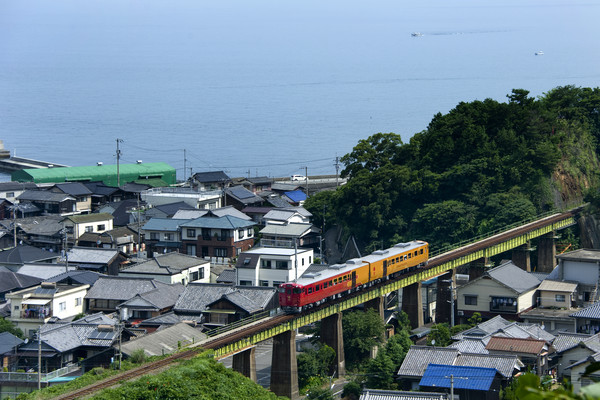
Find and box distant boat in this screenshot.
[535,50,544,55]
[411,32,423,37]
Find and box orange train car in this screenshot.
[278,240,429,313]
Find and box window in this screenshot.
[14,305,19,310]
[238,229,245,239]
[164,233,173,241]
[187,244,197,256]
[59,301,66,311]
[191,271,199,281]
[198,267,204,280]
[75,297,82,306]
[247,228,253,237]
[302,258,305,266]
[85,226,93,233]
[259,280,269,287]
[261,260,272,269]
[273,281,284,287]
[187,229,196,238]
[240,280,252,286]
[97,224,106,231]
[150,232,159,240]
[202,228,212,240]
[309,256,312,264]
[276,260,289,270]
[555,294,566,302]
[464,295,478,305]
[215,248,228,257]
[6,192,14,198]
[80,196,88,202]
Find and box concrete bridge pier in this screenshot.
[270,330,299,399]
[537,233,557,273]
[468,257,490,281]
[402,282,424,329]
[320,312,346,377]
[232,347,257,382]
[435,270,455,324]
[364,295,384,319]
[512,241,532,272]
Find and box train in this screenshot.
[278,240,429,313]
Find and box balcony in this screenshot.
[489,298,517,314]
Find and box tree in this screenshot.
[0,317,24,339]
[365,350,396,389]
[297,344,336,389]
[340,132,404,178]
[383,330,412,371]
[342,380,362,400]
[427,324,452,347]
[342,309,385,368]
[306,387,334,400]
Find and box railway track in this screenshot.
[50,208,580,399]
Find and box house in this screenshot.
[180,214,256,263]
[0,245,61,268]
[419,364,503,400]
[47,270,104,287]
[259,223,315,248]
[77,225,139,255]
[224,186,264,210]
[566,352,600,393]
[120,322,206,357]
[485,336,550,376]
[141,187,222,209]
[62,213,114,241]
[191,171,232,191]
[17,190,77,216]
[142,217,185,255]
[556,249,600,306]
[570,301,600,334]
[116,282,185,322]
[238,176,272,194]
[97,199,140,226]
[172,205,252,221]
[282,190,307,206]
[235,246,314,287]
[6,282,89,337]
[0,332,24,372]
[119,252,210,285]
[263,207,311,225]
[456,261,542,321]
[2,215,64,252]
[519,279,579,333]
[14,312,121,373]
[359,390,448,400]
[173,283,278,328]
[0,181,37,203]
[11,262,76,281]
[551,332,600,380]
[66,247,128,275]
[396,345,521,392]
[0,271,43,301]
[143,201,195,220]
[50,182,93,214]
[85,276,175,314]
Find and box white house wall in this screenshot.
[563,260,599,286]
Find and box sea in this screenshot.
[1,0,600,182]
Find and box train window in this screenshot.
[329,280,333,286]
[408,253,412,259]
[396,257,399,263]
[308,287,313,294]
[287,289,292,295]
[323,282,328,288]
[278,287,285,293]
[293,288,302,294]
[316,285,320,291]
[420,249,424,254]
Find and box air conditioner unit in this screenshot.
[457,310,464,316]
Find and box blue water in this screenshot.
[1,0,599,181]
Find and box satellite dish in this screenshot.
[24,339,29,344]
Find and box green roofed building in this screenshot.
[11,162,176,187]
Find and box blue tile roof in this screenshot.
[419,364,497,391]
[284,190,307,202]
[181,215,255,229]
[142,218,186,232]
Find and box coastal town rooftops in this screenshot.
[85,276,171,301]
[17,190,75,203]
[180,215,255,229]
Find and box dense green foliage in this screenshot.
[297,344,336,390]
[305,86,600,251]
[0,317,24,339]
[87,353,284,400]
[342,309,386,369]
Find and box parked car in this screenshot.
[291,175,307,181]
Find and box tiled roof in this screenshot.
[485,337,546,354]
[121,253,207,275]
[571,301,600,320]
[260,223,312,237]
[142,218,185,232]
[516,323,556,343]
[226,186,263,204]
[216,269,236,283]
[284,190,307,203]
[0,245,60,265]
[448,338,489,354]
[581,334,600,353]
[172,209,207,220]
[174,283,276,314]
[420,364,497,391]
[140,311,204,326]
[537,280,578,292]
[0,332,24,355]
[120,322,207,357]
[0,271,43,293]
[47,270,104,286]
[264,195,293,208]
[85,276,169,301]
[0,215,63,236]
[0,182,37,191]
[486,261,541,294]
[67,247,119,265]
[52,182,92,196]
[119,283,184,310]
[15,263,75,280]
[154,201,195,216]
[18,190,75,202]
[455,353,520,378]
[359,390,447,400]
[63,213,114,224]
[193,171,231,183]
[556,249,600,263]
[181,215,255,229]
[263,209,296,222]
[552,332,594,353]
[452,316,512,340]
[397,346,460,377]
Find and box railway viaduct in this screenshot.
[53,207,580,400]
[194,207,580,399]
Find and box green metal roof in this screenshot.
[11,162,176,187]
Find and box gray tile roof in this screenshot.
[0,182,37,192]
[452,316,512,340]
[37,313,119,352]
[552,332,594,353]
[121,253,207,275]
[139,311,204,326]
[571,301,600,320]
[217,269,236,283]
[0,332,23,355]
[118,283,184,310]
[260,223,312,237]
[52,182,92,196]
[360,390,447,400]
[517,323,556,343]
[226,186,263,204]
[119,322,207,357]
[181,215,255,229]
[556,249,600,263]
[263,209,297,222]
[18,190,75,202]
[0,271,43,294]
[193,171,231,183]
[174,283,276,313]
[14,263,74,280]
[448,338,489,354]
[0,245,60,265]
[0,215,63,236]
[455,353,521,378]
[67,247,119,265]
[397,346,460,377]
[142,217,185,232]
[486,261,541,294]
[85,276,170,301]
[538,280,578,292]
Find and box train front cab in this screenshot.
[278,282,303,313]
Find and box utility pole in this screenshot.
[116,138,123,187]
[37,326,42,390]
[305,166,308,196]
[294,238,298,282]
[183,149,187,182]
[136,194,141,260]
[118,323,123,369]
[12,206,17,248]
[334,156,340,188]
[450,280,455,327]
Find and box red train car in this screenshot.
[278,240,428,313]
